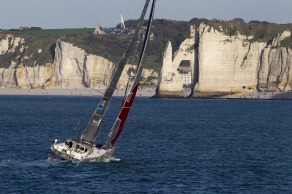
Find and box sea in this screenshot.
[0,95,292,193]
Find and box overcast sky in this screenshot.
[0,0,291,29]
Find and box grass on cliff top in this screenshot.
[0,34,58,68]
[20,35,57,66]
[1,28,94,36]
[62,34,162,72]
[61,34,133,66]
[1,21,188,71]
[0,28,94,68]
[189,18,292,48]
[3,18,292,70]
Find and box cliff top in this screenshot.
[0,20,190,71]
[2,18,292,70]
[190,18,292,48]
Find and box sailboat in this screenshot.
[50,0,156,162]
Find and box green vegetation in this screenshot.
[189,18,292,48]
[62,34,129,63]
[2,18,292,70]
[124,19,190,70]
[2,28,94,36]
[0,28,94,68]
[20,35,57,66]
[0,34,59,68]
[0,46,23,68]
[0,21,189,70]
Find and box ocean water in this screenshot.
[0,95,292,193]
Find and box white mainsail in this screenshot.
[121,14,126,29]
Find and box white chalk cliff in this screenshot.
[157,41,184,96]
[0,36,158,89]
[2,24,292,96]
[258,30,292,91]
[156,23,292,97]
[54,40,114,89]
[157,26,196,97]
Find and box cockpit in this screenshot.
[65,140,88,153]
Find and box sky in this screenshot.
[0,0,292,29]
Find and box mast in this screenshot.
[80,0,151,145]
[105,0,156,148]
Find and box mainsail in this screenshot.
[80,0,152,145]
[121,14,126,29]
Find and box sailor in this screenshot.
[68,141,73,148]
[96,144,103,148]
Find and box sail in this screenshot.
[121,14,126,29]
[105,0,156,147]
[80,0,151,145]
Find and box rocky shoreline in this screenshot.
[154,91,292,100]
[0,86,157,97]
[226,91,292,100]
[1,87,292,100]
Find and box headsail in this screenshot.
[80,0,152,145]
[105,0,156,147]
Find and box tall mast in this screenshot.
[107,0,157,147]
[80,0,151,145]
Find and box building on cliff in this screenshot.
[94,24,106,35]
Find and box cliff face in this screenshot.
[157,26,196,97]
[156,23,292,97]
[54,40,115,89]
[157,41,184,96]
[0,35,23,55]
[0,35,55,88]
[257,31,292,91]
[195,23,266,94]
[0,36,158,89]
[3,23,290,95]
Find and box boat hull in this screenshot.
[51,140,115,163]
